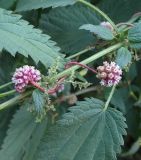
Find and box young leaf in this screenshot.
[40,4,100,53]
[35,98,127,160]
[16,0,76,11]
[80,24,114,40]
[116,47,132,68]
[32,89,45,113]
[0,8,64,68]
[0,104,48,160]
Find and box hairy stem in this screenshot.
[30,81,45,92]
[103,85,116,111]
[66,61,97,74]
[78,0,118,32]
[67,46,95,59]
[0,82,12,90]
[56,43,122,79]
[0,92,31,111]
[0,90,16,98]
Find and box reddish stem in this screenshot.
[65,62,97,74]
[30,81,45,92]
[30,77,66,95]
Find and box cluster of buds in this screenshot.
[100,21,114,32]
[96,61,122,87]
[12,65,65,94]
[12,65,41,92]
[12,61,122,93]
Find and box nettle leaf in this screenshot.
[129,42,141,49]
[128,22,141,49]
[35,98,127,160]
[79,24,114,40]
[16,0,76,11]
[40,4,101,53]
[98,0,141,23]
[116,47,132,68]
[32,89,45,113]
[128,22,141,42]
[0,0,17,9]
[0,104,48,160]
[0,8,64,68]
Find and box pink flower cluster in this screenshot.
[97,61,122,87]
[12,65,41,92]
[100,21,113,31]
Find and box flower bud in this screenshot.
[97,61,122,87]
[12,65,41,92]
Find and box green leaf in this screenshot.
[35,98,127,160]
[116,47,132,68]
[32,89,45,113]
[0,0,17,9]
[130,42,141,49]
[0,8,64,68]
[0,104,48,160]
[128,22,141,42]
[16,0,76,11]
[128,22,141,43]
[98,0,141,23]
[80,24,114,40]
[40,4,100,53]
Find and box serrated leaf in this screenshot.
[0,8,64,68]
[16,0,76,11]
[116,47,132,68]
[128,22,141,43]
[80,24,114,40]
[0,104,48,160]
[32,89,45,113]
[35,98,127,160]
[0,0,17,9]
[130,42,141,49]
[40,4,100,53]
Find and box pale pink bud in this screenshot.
[100,21,114,31]
[97,61,122,87]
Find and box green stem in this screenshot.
[0,91,31,111]
[103,85,116,111]
[0,82,12,90]
[56,43,122,79]
[67,46,95,59]
[0,90,16,98]
[0,43,122,111]
[78,0,118,32]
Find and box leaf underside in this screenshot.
[16,0,76,11]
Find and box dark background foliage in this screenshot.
[0,0,141,159]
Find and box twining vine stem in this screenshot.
[103,85,116,111]
[67,46,95,59]
[0,82,12,90]
[78,0,118,32]
[56,43,122,79]
[0,90,16,98]
[0,91,31,111]
[0,43,122,110]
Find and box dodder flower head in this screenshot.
[100,21,113,31]
[12,65,41,92]
[97,61,122,87]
